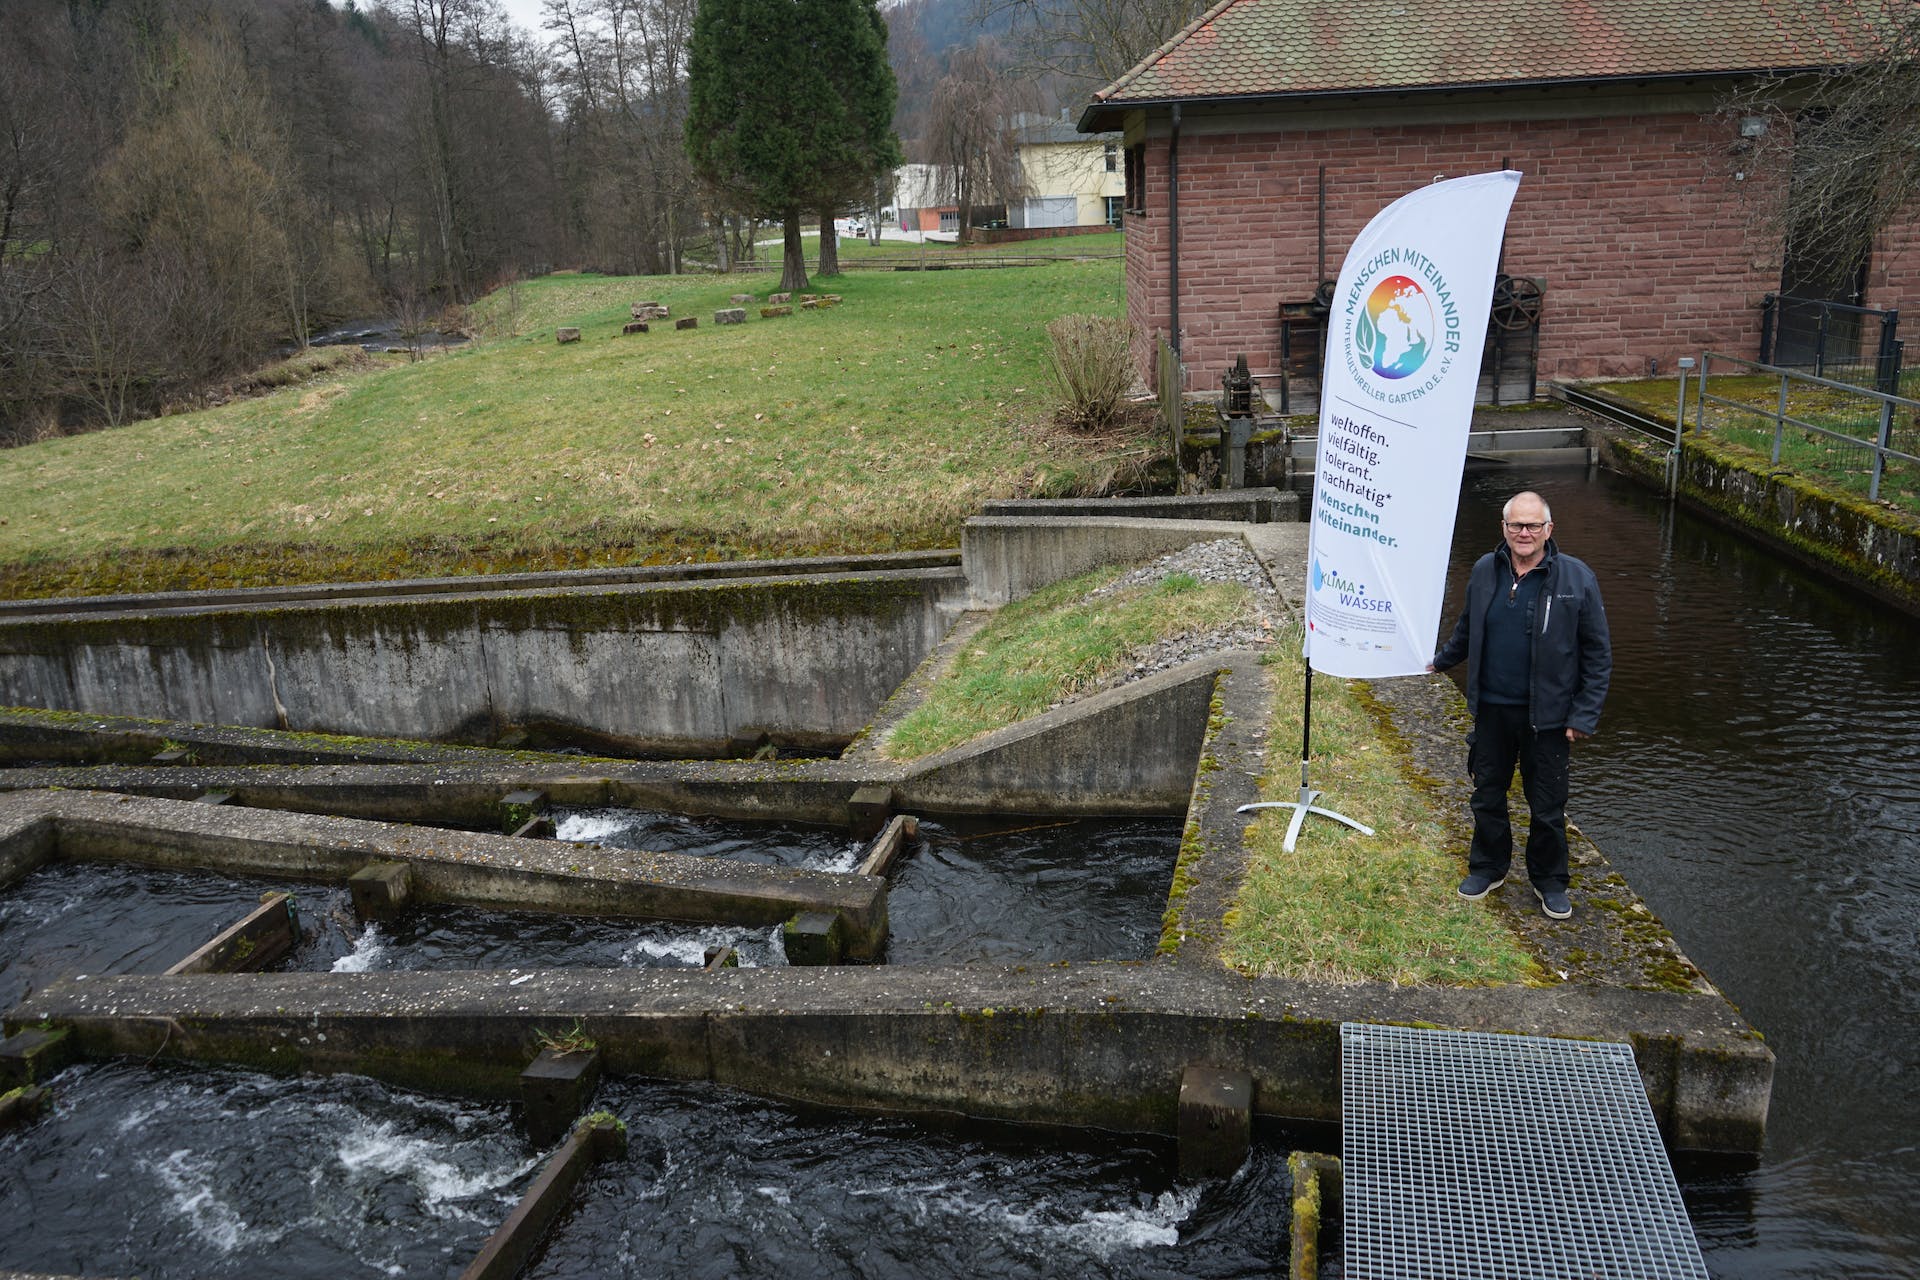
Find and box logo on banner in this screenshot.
[1354,276,1433,379]
[1340,247,1465,407]
[1312,559,1393,614]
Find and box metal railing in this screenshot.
[1758,293,1903,394]
[1689,352,1920,505]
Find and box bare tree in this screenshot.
[984,0,1209,89]
[1719,5,1920,280]
[926,42,1023,242]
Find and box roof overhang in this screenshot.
[1076,64,1841,133]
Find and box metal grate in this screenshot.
[1341,1022,1710,1280]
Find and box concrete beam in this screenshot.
[1287,1152,1342,1280]
[962,517,1260,606]
[856,815,917,878]
[3,790,889,960]
[979,491,1298,523]
[6,964,1773,1154]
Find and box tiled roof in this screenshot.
[1091,0,1893,108]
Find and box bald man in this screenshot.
[1429,491,1611,920]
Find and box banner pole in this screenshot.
[1237,657,1374,851]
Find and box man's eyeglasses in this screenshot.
[1504,521,1548,533]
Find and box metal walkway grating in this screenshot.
[1341,1022,1710,1280]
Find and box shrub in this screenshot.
[1045,313,1133,429]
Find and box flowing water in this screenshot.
[1447,464,1920,1279]
[522,1078,1301,1280]
[0,1062,536,1278]
[6,463,1911,1275]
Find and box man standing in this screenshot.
[1429,491,1610,919]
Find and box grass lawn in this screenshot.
[1220,639,1540,986]
[1,257,1141,598]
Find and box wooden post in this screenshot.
[856,814,919,878]
[165,892,298,975]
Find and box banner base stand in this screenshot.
[1237,789,1375,853]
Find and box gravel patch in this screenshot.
[1063,539,1283,704]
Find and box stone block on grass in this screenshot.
[556,327,582,344]
[715,308,746,325]
[622,321,648,335]
[675,316,697,330]
[760,306,792,319]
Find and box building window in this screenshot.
[1105,195,1123,228]
[1124,144,1146,215]
[1104,142,1119,173]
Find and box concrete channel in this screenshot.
[0,490,1772,1181]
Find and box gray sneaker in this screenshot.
[1457,872,1506,901]
[1534,884,1573,920]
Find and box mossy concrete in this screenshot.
[1584,406,1920,616]
[7,961,1771,1153]
[0,561,971,757]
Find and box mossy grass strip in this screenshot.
[882,564,1259,760]
[1596,372,1920,520]
[1219,633,1538,986]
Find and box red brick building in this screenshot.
[1078,0,1918,392]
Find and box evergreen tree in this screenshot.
[685,0,899,291]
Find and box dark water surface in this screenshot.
[0,1062,534,1279]
[0,863,349,1008]
[1446,465,1920,1279]
[525,1078,1299,1280]
[558,808,1181,964]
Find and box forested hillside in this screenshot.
[0,0,1192,440]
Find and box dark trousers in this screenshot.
[1467,702,1571,892]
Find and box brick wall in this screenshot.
[1122,110,1903,391]
[1866,218,1920,318]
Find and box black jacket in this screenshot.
[1432,537,1611,734]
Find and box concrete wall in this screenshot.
[0,568,970,756]
[9,963,1773,1154]
[1600,431,1920,615]
[2,790,889,956]
[962,517,1257,605]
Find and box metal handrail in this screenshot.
[1695,352,1920,502]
